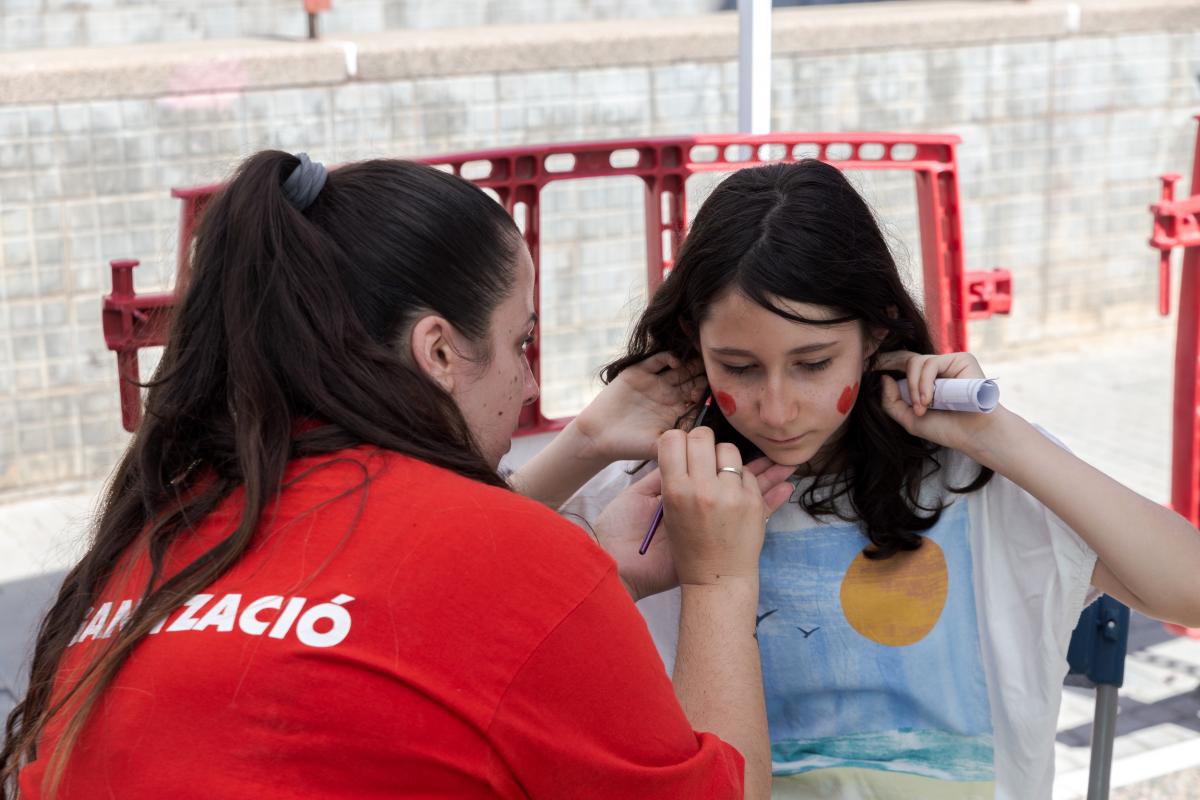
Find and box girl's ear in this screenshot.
[409,314,469,393]
[864,326,888,361]
[863,306,900,362]
[679,318,704,359]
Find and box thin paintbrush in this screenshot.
[638,391,714,556]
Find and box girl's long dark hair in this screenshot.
[1,150,521,797]
[604,160,991,559]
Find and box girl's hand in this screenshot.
[573,352,706,462]
[874,350,999,454]
[593,456,795,601]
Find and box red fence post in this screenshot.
[1147,115,1200,639]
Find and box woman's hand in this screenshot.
[660,435,786,800]
[593,456,796,601]
[573,352,706,463]
[658,428,795,588]
[874,350,1000,456]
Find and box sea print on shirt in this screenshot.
[758,498,996,797]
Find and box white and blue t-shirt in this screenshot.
[562,436,1098,800]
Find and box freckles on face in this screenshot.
[836,381,860,415]
[501,369,519,416]
[714,390,737,416]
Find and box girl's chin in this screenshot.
[754,439,817,468]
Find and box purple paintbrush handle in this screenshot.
[637,391,712,557]
[638,502,666,555]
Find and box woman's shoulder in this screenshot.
[364,449,617,570]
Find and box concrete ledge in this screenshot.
[0,38,350,105]
[0,0,1196,105]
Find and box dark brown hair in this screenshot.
[604,160,990,559]
[2,150,522,797]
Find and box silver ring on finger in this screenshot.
[717,466,743,478]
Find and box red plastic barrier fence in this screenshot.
[103,132,1012,433]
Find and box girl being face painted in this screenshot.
[603,158,941,556]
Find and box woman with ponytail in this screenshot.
[2,151,794,800]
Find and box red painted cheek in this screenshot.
[836,382,860,415]
[714,391,737,416]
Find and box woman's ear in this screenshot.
[409,314,466,393]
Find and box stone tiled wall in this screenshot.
[0,0,723,52]
[1,1,1198,493]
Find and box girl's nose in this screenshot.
[759,381,798,428]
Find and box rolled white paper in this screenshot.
[896,378,999,413]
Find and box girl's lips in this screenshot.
[764,433,805,445]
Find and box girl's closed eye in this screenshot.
[720,359,832,376]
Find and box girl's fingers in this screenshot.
[906,355,929,414]
[762,480,796,518]
[741,456,795,503]
[744,456,777,476]
[949,352,987,379]
[872,349,919,373]
[918,356,942,410]
[880,375,917,431]
[756,463,797,505]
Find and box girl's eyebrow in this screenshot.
[709,342,837,357]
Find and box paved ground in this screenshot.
[2,321,1199,797]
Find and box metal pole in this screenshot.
[308,12,319,39]
[1087,684,1119,800]
[737,0,772,134]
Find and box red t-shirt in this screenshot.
[20,448,743,799]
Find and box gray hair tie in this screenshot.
[282,152,327,211]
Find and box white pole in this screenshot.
[738,0,772,134]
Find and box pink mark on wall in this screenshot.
[160,58,249,111]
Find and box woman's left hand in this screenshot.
[573,352,707,462]
[874,350,999,454]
